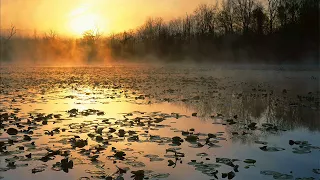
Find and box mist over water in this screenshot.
[1,0,319,66]
[0,0,319,180]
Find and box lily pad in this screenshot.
[124,160,145,168]
[260,171,293,179]
[150,173,170,178]
[185,135,198,142]
[131,170,145,179]
[260,146,285,152]
[292,147,311,154]
[196,153,209,157]
[295,178,315,180]
[313,169,320,174]
[114,151,126,160]
[31,164,48,174]
[7,128,18,135]
[243,159,256,164]
[168,160,175,166]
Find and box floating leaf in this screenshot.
[150,173,170,178]
[7,128,18,135]
[196,153,208,157]
[313,169,320,174]
[261,171,293,180]
[260,146,285,152]
[243,159,256,164]
[292,147,311,154]
[185,135,198,142]
[168,160,175,166]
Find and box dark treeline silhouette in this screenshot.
[107,0,319,63]
[0,0,319,64]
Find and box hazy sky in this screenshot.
[1,0,218,36]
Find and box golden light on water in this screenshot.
[0,66,319,180]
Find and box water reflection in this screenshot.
[0,66,319,180]
[182,88,320,131]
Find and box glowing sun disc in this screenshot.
[69,14,98,35]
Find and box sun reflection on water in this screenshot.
[0,67,319,180]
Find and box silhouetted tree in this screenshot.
[234,0,255,34]
[267,0,279,33]
[3,0,317,64]
[217,0,235,34]
[0,25,16,61]
[252,4,267,35]
[82,27,102,62]
[94,0,320,63]
[194,4,217,37]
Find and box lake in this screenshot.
[0,65,319,180]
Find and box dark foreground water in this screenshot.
[0,66,319,180]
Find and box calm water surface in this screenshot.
[0,66,319,180]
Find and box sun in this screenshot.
[68,6,101,36]
[70,14,97,35]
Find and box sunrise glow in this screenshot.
[68,6,103,36]
[69,14,98,35]
[0,0,318,180]
[0,0,208,37]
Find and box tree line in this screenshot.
[0,0,318,64]
[107,0,318,63]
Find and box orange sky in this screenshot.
[1,0,217,37]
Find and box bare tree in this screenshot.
[234,0,255,34]
[141,18,156,41]
[44,30,57,41]
[252,4,267,35]
[267,0,279,33]
[182,13,195,42]
[277,0,300,27]
[168,18,183,37]
[194,4,217,36]
[0,24,16,61]
[217,0,236,34]
[82,27,102,43]
[1,24,17,44]
[154,17,164,38]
